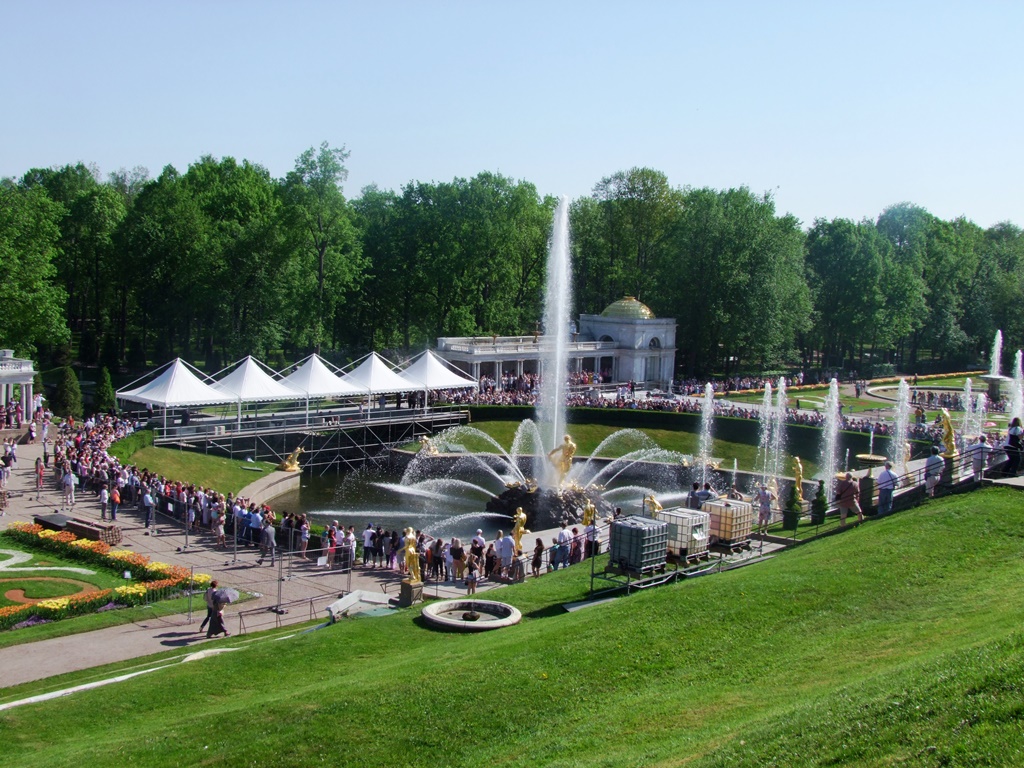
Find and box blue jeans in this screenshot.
[878,488,893,516]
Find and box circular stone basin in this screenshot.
[421,599,522,632]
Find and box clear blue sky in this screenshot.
[2,1,1021,229]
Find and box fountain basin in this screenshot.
[421,599,522,632]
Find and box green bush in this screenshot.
[106,429,155,462]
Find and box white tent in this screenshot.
[283,354,367,398]
[117,358,235,408]
[398,350,477,390]
[340,353,412,394]
[212,356,301,402]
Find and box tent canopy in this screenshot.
[340,353,412,395]
[212,356,301,402]
[117,359,235,408]
[283,354,366,398]
[398,350,477,390]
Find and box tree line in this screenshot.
[2,145,1022,379]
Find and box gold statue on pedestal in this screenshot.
[418,436,439,455]
[793,457,804,503]
[645,494,663,517]
[940,408,958,458]
[582,500,597,526]
[547,434,577,483]
[403,527,421,583]
[512,507,529,553]
[278,447,305,472]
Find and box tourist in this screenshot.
[755,484,776,528]
[34,456,44,502]
[389,530,400,569]
[584,520,598,558]
[61,465,76,509]
[205,595,230,639]
[484,542,497,579]
[1005,417,1023,476]
[496,530,515,577]
[507,551,526,582]
[200,579,218,633]
[450,537,465,579]
[297,515,309,558]
[470,528,486,564]
[696,483,718,506]
[876,462,899,516]
[924,447,945,497]
[556,522,572,569]
[362,523,377,567]
[532,537,544,577]
[465,553,479,595]
[836,472,863,525]
[968,435,992,479]
[99,482,109,521]
[687,482,700,510]
[215,506,227,548]
[569,527,583,565]
[257,521,276,566]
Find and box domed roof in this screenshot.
[600,296,655,320]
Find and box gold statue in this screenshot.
[582,500,597,526]
[940,408,958,458]
[645,494,663,517]
[403,527,421,582]
[793,457,804,503]
[278,447,305,472]
[547,434,577,482]
[418,436,439,455]
[512,507,529,552]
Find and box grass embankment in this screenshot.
[455,420,820,477]
[111,444,277,496]
[2,488,1024,766]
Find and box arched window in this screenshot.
[600,335,614,343]
[648,337,661,349]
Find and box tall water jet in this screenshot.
[890,379,911,474]
[537,196,573,464]
[768,377,788,485]
[757,382,774,486]
[990,329,1004,378]
[819,379,841,502]
[961,378,975,439]
[698,382,715,486]
[1011,350,1024,424]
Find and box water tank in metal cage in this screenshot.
[609,515,668,572]
[656,507,710,560]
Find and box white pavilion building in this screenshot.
[435,297,677,389]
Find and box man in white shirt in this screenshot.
[876,461,899,516]
[555,523,573,570]
[362,524,377,567]
[967,435,992,480]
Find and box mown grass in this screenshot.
[2,487,1023,766]
[124,446,277,495]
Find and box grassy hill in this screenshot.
[2,488,1024,766]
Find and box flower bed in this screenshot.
[0,522,212,631]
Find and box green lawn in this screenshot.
[3,487,1023,766]
[124,446,277,495]
[0,544,125,610]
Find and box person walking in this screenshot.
[199,579,219,633]
[836,472,863,525]
[257,521,277,566]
